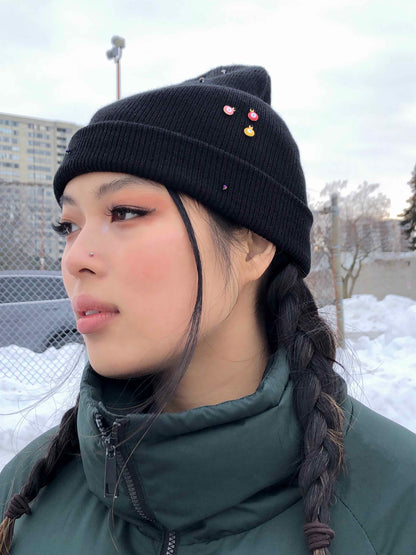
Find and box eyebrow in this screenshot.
[59,177,162,209]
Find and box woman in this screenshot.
[0,65,415,555]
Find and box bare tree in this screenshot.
[312,180,391,298]
[0,181,42,270]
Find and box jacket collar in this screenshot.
[77,349,304,538]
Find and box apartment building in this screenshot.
[0,180,64,266]
[0,112,82,184]
[0,113,83,265]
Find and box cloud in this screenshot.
[1,0,415,217]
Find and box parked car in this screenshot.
[0,270,83,352]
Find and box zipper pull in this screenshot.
[95,414,120,499]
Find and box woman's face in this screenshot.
[60,172,240,378]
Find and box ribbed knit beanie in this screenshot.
[53,64,313,275]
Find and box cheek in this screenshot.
[122,229,196,310]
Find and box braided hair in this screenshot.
[206,204,347,553]
[0,397,80,554]
[0,191,346,554]
[263,261,346,554]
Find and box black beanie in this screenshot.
[53,64,313,275]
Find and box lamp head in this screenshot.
[111,35,125,48]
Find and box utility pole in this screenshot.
[106,36,126,100]
[330,193,345,347]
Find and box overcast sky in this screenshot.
[1,0,415,217]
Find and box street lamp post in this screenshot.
[40,186,45,271]
[106,35,126,100]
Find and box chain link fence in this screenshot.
[0,180,344,386]
[0,180,85,386]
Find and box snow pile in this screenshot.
[322,294,416,342]
[0,294,415,472]
[0,344,85,471]
[320,295,416,432]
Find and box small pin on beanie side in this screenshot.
[53,64,313,275]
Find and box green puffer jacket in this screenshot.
[1,350,416,554]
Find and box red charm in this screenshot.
[248,109,258,121]
[223,105,235,116]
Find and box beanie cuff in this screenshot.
[54,121,313,275]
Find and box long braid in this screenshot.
[265,263,346,554]
[0,395,80,555]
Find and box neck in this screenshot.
[163,285,270,413]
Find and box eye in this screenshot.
[107,206,153,221]
[51,220,79,237]
[51,206,155,238]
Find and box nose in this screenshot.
[62,225,101,277]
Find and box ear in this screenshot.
[238,230,276,284]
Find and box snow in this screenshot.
[1,294,416,472]
[320,295,416,432]
[0,344,86,472]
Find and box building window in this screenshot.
[0,153,19,160]
[28,164,51,172]
[27,148,51,157]
[27,132,50,140]
[0,119,18,126]
[0,169,19,176]
[28,140,51,148]
[0,145,19,152]
[0,137,18,144]
[0,127,18,135]
[27,123,50,131]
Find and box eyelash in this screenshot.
[51,206,152,237]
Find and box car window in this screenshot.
[0,275,69,303]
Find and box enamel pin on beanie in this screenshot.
[54,64,313,275]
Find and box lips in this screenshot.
[72,294,120,320]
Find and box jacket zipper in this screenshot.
[95,413,122,497]
[160,530,177,555]
[94,413,178,554]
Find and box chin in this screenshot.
[85,351,131,378]
[86,351,165,379]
